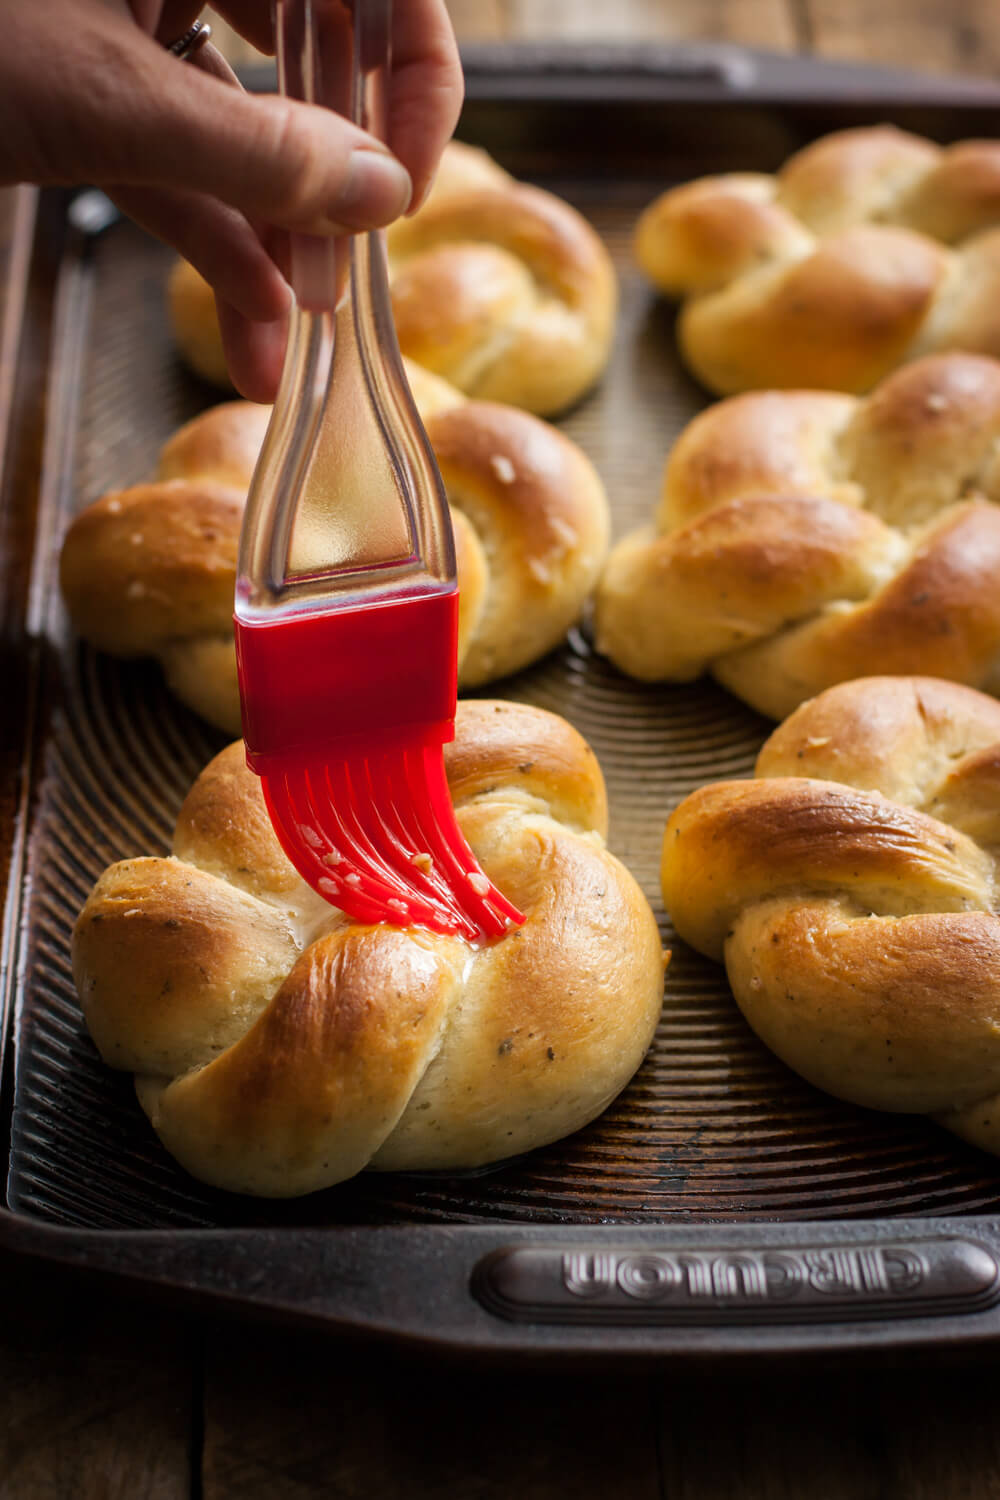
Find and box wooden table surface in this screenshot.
[5,3,1000,1496]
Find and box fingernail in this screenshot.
[406,169,437,217]
[331,149,412,230]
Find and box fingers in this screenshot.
[1,8,411,234]
[145,0,274,56]
[387,0,464,211]
[184,40,245,90]
[107,184,290,322]
[107,183,290,400]
[0,0,458,399]
[217,298,289,404]
[128,40,414,231]
[148,2,204,44]
[217,221,290,403]
[206,0,463,209]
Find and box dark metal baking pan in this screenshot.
[5,45,1000,1362]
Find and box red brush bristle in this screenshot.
[237,594,524,941]
[260,745,520,941]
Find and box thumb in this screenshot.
[6,10,412,234]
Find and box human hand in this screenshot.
[0,1,463,399]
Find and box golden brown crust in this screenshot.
[679,226,948,396]
[376,800,656,1169]
[141,927,463,1195]
[727,901,1000,1113]
[418,140,513,203]
[911,228,1000,367]
[389,241,534,381]
[662,773,993,960]
[777,125,940,235]
[424,402,609,685]
[158,400,271,486]
[387,179,618,414]
[167,259,229,387]
[59,480,243,655]
[172,740,295,899]
[442,699,608,837]
[757,675,1000,805]
[595,352,1000,718]
[597,496,899,685]
[75,700,665,1196]
[637,126,1000,395]
[167,142,616,416]
[61,388,609,731]
[711,502,1000,718]
[660,675,1000,1145]
[633,175,810,298]
[839,349,1000,524]
[660,390,858,529]
[900,142,1000,243]
[73,857,300,1076]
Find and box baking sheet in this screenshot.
[10,155,1000,1235]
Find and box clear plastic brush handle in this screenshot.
[236,0,456,622]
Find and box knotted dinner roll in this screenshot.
[73,700,666,1196]
[595,352,1000,719]
[60,365,610,731]
[661,675,1000,1155]
[636,125,1000,395]
[170,141,617,415]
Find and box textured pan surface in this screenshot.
[10,179,1000,1230]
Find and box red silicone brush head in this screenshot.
[235,591,524,942]
[260,744,522,940]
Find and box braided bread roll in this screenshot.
[167,144,513,390]
[595,352,1000,719]
[171,141,617,415]
[73,700,666,1196]
[661,675,1000,1155]
[59,364,610,731]
[636,125,1000,395]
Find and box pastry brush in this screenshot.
[234,0,523,940]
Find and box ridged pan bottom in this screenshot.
[9,189,1000,1228]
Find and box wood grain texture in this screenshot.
[499,0,797,46]
[201,1325,662,1500]
[0,1278,195,1500]
[657,1369,1000,1500]
[444,0,508,42]
[206,2,799,52]
[207,0,1000,69]
[800,0,1000,76]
